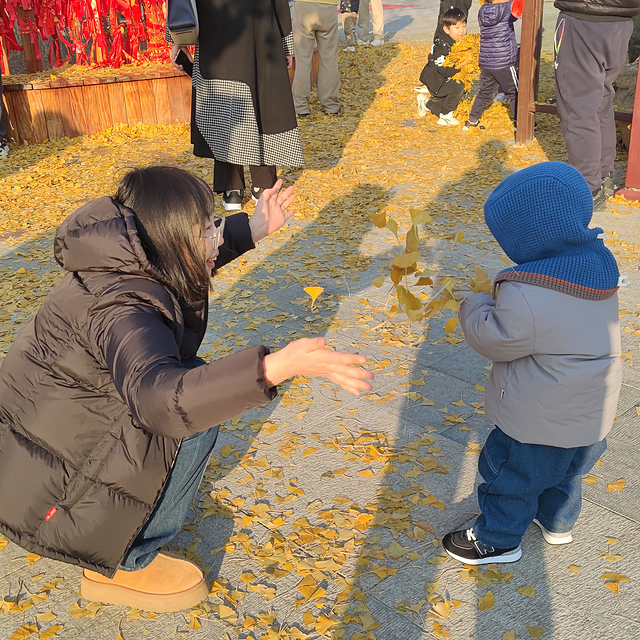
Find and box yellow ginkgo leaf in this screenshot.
[370,211,386,228]
[477,591,495,610]
[606,478,625,492]
[392,251,420,269]
[303,286,323,307]
[525,626,545,639]
[386,218,399,238]
[219,444,234,458]
[567,565,581,574]
[601,572,630,582]
[451,230,465,247]
[444,317,458,334]
[517,586,535,598]
[410,208,432,224]
[427,556,447,565]
[372,274,385,287]
[502,632,516,640]
[606,537,617,545]
[9,623,38,640]
[218,604,237,625]
[432,622,450,638]
[386,540,410,559]
[39,625,64,640]
[605,582,619,594]
[583,474,598,485]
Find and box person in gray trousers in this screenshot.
[554,0,640,209]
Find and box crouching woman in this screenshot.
[0,166,373,612]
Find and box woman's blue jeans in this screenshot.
[119,426,220,571]
[473,426,606,549]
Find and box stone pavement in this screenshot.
[1,3,640,640]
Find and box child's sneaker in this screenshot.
[417,94,430,118]
[371,38,385,46]
[532,519,573,545]
[437,112,460,126]
[442,528,522,565]
[0,141,9,159]
[343,45,355,52]
[462,119,485,131]
[414,85,430,95]
[222,190,243,211]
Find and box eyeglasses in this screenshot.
[204,216,225,249]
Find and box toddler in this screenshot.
[418,8,468,126]
[443,162,622,565]
[463,0,519,131]
[341,0,360,51]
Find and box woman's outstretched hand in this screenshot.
[264,337,374,396]
[249,179,295,243]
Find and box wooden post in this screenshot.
[515,0,544,144]
[615,65,640,199]
[16,7,43,74]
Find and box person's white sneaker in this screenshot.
[371,38,385,46]
[343,45,355,52]
[532,519,573,545]
[414,85,430,94]
[437,111,460,126]
[357,38,369,45]
[417,94,429,118]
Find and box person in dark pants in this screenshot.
[554,0,640,210]
[418,8,468,126]
[463,0,519,130]
[0,72,8,158]
[170,0,304,212]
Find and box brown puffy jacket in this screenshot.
[0,197,275,576]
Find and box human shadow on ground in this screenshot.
[283,44,399,172]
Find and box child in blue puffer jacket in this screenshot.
[463,0,519,130]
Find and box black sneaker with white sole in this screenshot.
[222,190,243,211]
[251,186,265,202]
[442,528,522,565]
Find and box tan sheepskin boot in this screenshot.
[80,552,209,612]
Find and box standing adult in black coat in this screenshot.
[0,167,373,612]
[171,0,305,212]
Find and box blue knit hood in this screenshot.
[484,162,619,299]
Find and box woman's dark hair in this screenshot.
[441,7,466,28]
[115,166,214,306]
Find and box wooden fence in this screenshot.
[2,53,318,144]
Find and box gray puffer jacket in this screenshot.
[0,197,276,577]
[460,282,621,448]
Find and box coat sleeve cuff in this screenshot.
[214,212,256,269]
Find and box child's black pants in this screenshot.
[426,79,465,117]
[468,65,518,123]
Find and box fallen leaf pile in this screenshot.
[444,33,481,90]
[0,40,638,640]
